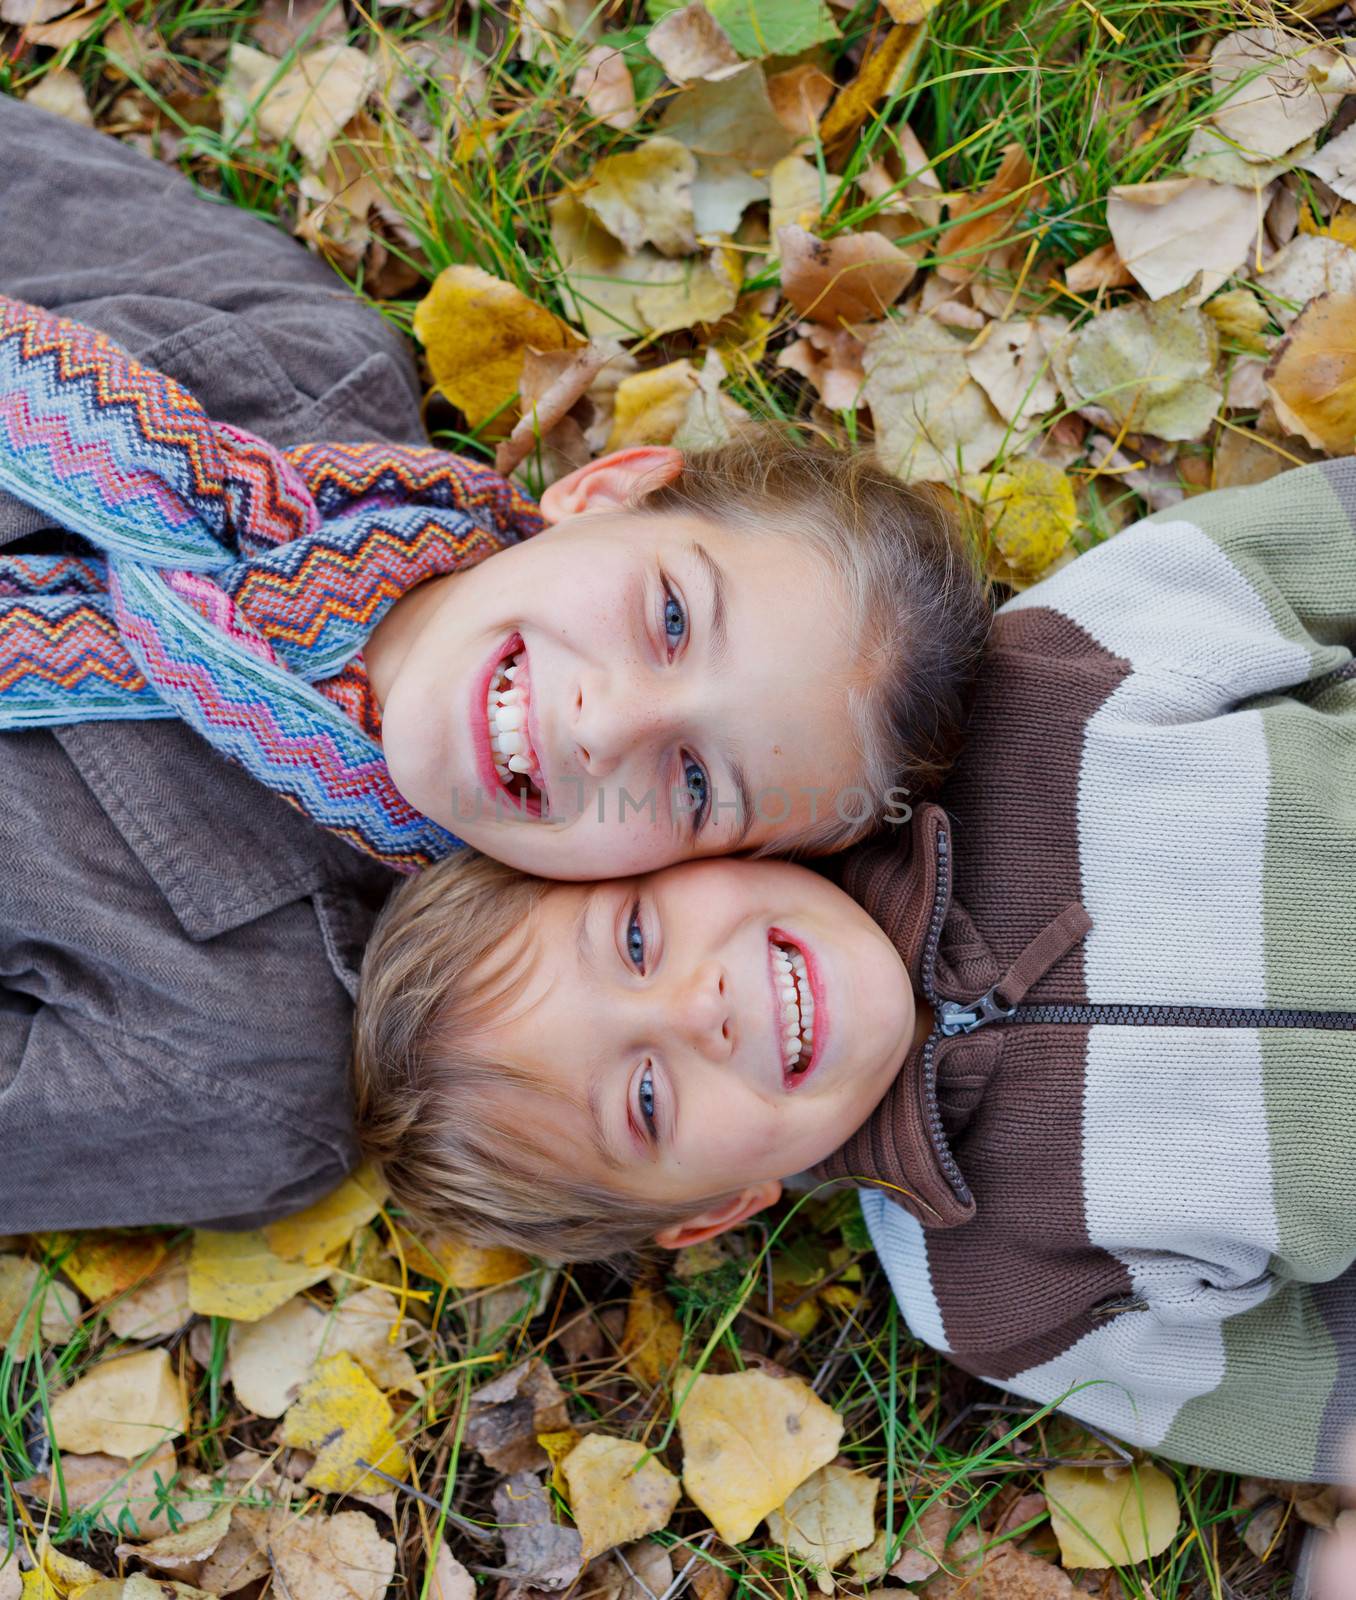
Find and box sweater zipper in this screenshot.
[918,824,970,1198]
[938,993,1356,1036]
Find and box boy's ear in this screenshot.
[652,1180,783,1251]
[538,446,683,525]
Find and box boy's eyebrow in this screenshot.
[573,888,597,976]
[585,1072,623,1171]
[689,541,728,664]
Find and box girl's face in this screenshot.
[367,448,869,880]
[473,855,917,1217]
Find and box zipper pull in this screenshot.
[938,987,1018,1036]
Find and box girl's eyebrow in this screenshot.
[689,541,729,664]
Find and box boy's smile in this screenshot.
[466,856,918,1236]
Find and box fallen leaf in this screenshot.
[494,1471,584,1590]
[777,322,867,410]
[1066,292,1221,441]
[226,41,375,165]
[230,1295,326,1417]
[1257,233,1356,325]
[779,225,915,323]
[704,0,838,60]
[49,1349,187,1460]
[620,1281,685,1388]
[820,21,925,148]
[198,1510,275,1595]
[281,1352,409,1493]
[692,155,768,236]
[1209,27,1354,166]
[23,68,92,125]
[214,1507,396,1600]
[922,1546,1074,1600]
[250,0,345,56]
[1266,290,1356,452]
[673,347,751,449]
[413,262,580,430]
[550,190,670,338]
[0,1256,79,1357]
[188,1229,334,1321]
[18,1443,184,1540]
[964,318,1061,427]
[583,138,698,256]
[22,4,104,45]
[1180,123,1311,189]
[395,1227,530,1289]
[938,144,1044,285]
[1213,426,1305,486]
[106,1247,191,1342]
[677,1366,843,1543]
[86,1580,218,1599]
[467,1358,572,1473]
[962,456,1078,584]
[561,1435,682,1560]
[606,360,700,448]
[1301,123,1356,202]
[1043,1462,1181,1569]
[117,1502,233,1571]
[41,1234,167,1305]
[647,4,743,85]
[1242,1498,1287,1561]
[322,1285,423,1394]
[889,1498,955,1581]
[766,62,835,137]
[429,1545,476,1600]
[635,245,744,334]
[517,0,601,62]
[1063,242,1135,295]
[655,64,796,168]
[0,1557,15,1600]
[1,0,74,22]
[860,313,1010,482]
[573,45,638,131]
[1106,177,1263,300]
[765,1463,878,1592]
[262,1167,381,1264]
[1204,286,1272,354]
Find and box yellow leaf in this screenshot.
[537,1428,581,1497]
[262,1165,386,1266]
[48,1349,187,1461]
[765,1464,878,1592]
[961,457,1078,585]
[621,1281,685,1388]
[413,264,580,431]
[187,1230,333,1322]
[395,1227,530,1289]
[582,138,698,257]
[607,361,700,450]
[19,1574,58,1600]
[37,1537,102,1592]
[677,1367,844,1543]
[1043,1463,1180,1569]
[880,0,940,20]
[820,22,926,148]
[41,1233,166,1304]
[1203,288,1272,355]
[560,1435,681,1561]
[1265,291,1356,453]
[0,1256,79,1359]
[634,245,744,336]
[281,1352,409,1494]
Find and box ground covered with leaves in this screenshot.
[4,0,1356,1593]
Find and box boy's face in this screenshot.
[369,447,869,880]
[473,856,916,1229]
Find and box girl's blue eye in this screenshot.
[683,757,709,820]
[626,902,646,971]
[638,1066,657,1136]
[663,587,687,647]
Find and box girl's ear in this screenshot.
[538,445,683,525]
[652,1180,783,1251]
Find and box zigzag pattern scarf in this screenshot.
[0,295,543,872]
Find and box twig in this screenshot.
[354,1459,496,1545]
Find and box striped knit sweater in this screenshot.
[820,458,1356,1482]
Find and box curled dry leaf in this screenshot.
[765,1463,879,1593]
[778,225,915,323]
[647,3,743,86]
[582,138,698,257]
[1257,234,1356,326]
[116,1501,233,1571]
[573,45,638,131]
[860,313,1009,483]
[819,21,925,148]
[766,62,836,138]
[1106,177,1263,301]
[467,1357,572,1473]
[677,1366,844,1543]
[561,1434,682,1560]
[1209,27,1355,166]
[494,1471,585,1590]
[280,1351,409,1494]
[0,1255,79,1357]
[777,322,867,411]
[1043,1462,1180,1569]
[937,144,1044,285]
[1063,242,1135,295]
[413,263,580,431]
[1066,292,1221,442]
[49,1348,187,1460]
[1204,287,1272,354]
[962,457,1078,585]
[964,318,1062,429]
[1302,123,1356,204]
[1265,290,1356,453]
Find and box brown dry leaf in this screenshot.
[1,0,74,23]
[116,1501,233,1571]
[1266,290,1356,452]
[23,4,104,45]
[769,156,825,248]
[573,45,638,131]
[961,457,1078,584]
[187,1229,334,1321]
[1106,177,1263,300]
[1213,427,1304,486]
[820,21,925,148]
[467,1358,572,1473]
[777,322,867,410]
[647,4,743,85]
[938,144,1044,285]
[765,1463,878,1593]
[1065,292,1221,441]
[23,69,93,125]
[429,1545,476,1600]
[860,313,1009,482]
[18,1443,183,1541]
[766,62,835,137]
[251,0,345,55]
[655,64,797,168]
[294,111,385,274]
[620,1281,685,1388]
[583,139,697,256]
[964,319,1061,428]
[250,42,375,165]
[106,1247,191,1342]
[1257,234,1356,326]
[86,1580,218,1599]
[281,1352,409,1493]
[677,1366,843,1543]
[1043,1463,1180,1569]
[198,1508,275,1595]
[1209,27,1355,166]
[0,1256,79,1358]
[635,245,744,334]
[494,1471,584,1590]
[779,225,915,323]
[923,1546,1074,1600]
[890,1499,955,1582]
[262,1508,396,1600]
[561,1435,682,1560]
[497,343,617,475]
[49,1349,187,1460]
[414,263,580,430]
[1064,242,1135,295]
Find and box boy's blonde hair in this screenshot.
[631,427,989,849]
[353,852,715,1261]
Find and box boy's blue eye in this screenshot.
[683,757,709,827]
[626,901,646,971]
[663,586,687,647]
[638,1065,657,1136]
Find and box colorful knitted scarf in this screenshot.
[0,295,543,872]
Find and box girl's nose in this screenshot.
[572,669,666,779]
[667,960,734,1062]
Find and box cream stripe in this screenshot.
[861,1188,950,1353]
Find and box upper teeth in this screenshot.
[488,652,543,793]
[772,942,814,1074]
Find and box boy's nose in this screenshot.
[571,670,668,779]
[668,960,734,1061]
